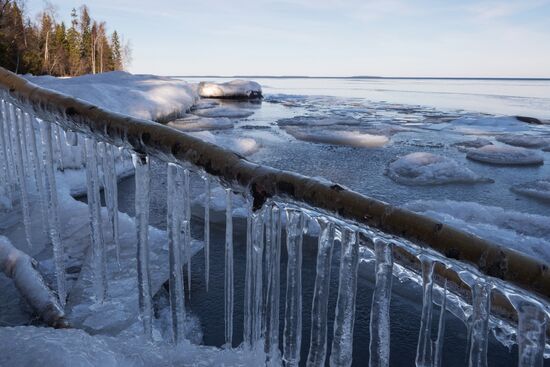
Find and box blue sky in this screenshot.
[24,0,550,77]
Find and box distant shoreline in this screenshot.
[170,75,550,81]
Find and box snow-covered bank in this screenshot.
[25,72,198,121]
[198,80,262,99]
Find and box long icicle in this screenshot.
[204,175,210,292]
[244,204,254,347]
[2,100,17,191]
[133,152,152,339]
[224,187,234,347]
[283,209,305,367]
[183,169,191,299]
[433,281,447,367]
[39,120,66,306]
[11,106,33,249]
[102,143,120,267]
[251,209,265,345]
[267,204,282,363]
[514,299,546,367]
[330,228,360,367]
[369,238,394,367]
[28,116,49,237]
[468,280,491,367]
[167,163,186,343]
[85,138,107,302]
[306,218,335,367]
[415,258,435,367]
[0,100,12,198]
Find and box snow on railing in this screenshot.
[1,66,549,366]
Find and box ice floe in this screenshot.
[188,131,260,156]
[495,134,550,149]
[385,152,492,185]
[284,127,389,148]
[277,115,363,127]
[451,138,493,152]
[168,115,234,131]
[198,80,262,99]
[466,145,544,165]
[25,72,198,121]
[191,106,255,119]
[510,179,550,202]
[441,115,534,135]
[405,200,550,263]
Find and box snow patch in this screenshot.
[466,145,544,166]
[385,152,492,185]
[198,80,262,99]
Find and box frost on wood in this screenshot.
[0,235,67,328]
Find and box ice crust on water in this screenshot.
[405,200,550,263]
[451,138,493,152]
[277,115,363,127]
[198,80,262,99]
[511,178,550,202]
[496,134,550,149]
[188,131,260,156]
[168,115,234,131]
[284,127,390,148]
[0,326,267,367]
[444,115,536,134]
[191,106,255,119]
[467,145,544,165]
[25,72,198,121]
[386,152,491,185]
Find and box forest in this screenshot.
[0,1,129,76]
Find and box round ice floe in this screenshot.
[466,145,544,165]
[511,179,550,202]
[451,138,492,152]
[277,115,362,127]
[191,106,254,119]
[496,134,550,149]
[285,127,389,148]
[168,116,234,131]
[198,80,262,99]
[385,152,491,185]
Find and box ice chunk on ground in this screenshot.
[511,179,550,202]
[385,152,492,185]
[0,326,266,367]
[495,134,550,149]
[284,127,389,148]
[404,200,550,263]
[466,145,544,165]
[188,131,260,156]
[168,115,234,131]
[191,106,255,119]
[451,138,493,152]
[25,72,198,121]
[198,80,262,99]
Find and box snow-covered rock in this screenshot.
[198,80,262,99]
[466,145,544,165]
[385,152,491,185]
[284,127,389,148]
[191,106,255,119]
[168,115,234,131]
[510,179,550,202]
[25,72,198,121]
[495,134,550,149]
[405,200,550,263]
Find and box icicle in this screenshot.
[306,218,335,367]
[101,143,120,267]
[224,188,234,347]
[252,210,265,345]
[65,130,77,146]
[204,175,210,292]
[133,152,152,339]
[369,238,394,367]
[0,100,12,196]
[468,280,491,367]
[24,115,40,190]
[183,169,192,299]
[513,299,546,367]
[243,204,254,347]
[433,281,447,367]
[28,116,48,237]
[167,163,186,343]
[11,106,33,249]
[54,125,65,171]
[330,228,360,367]
[415,258,435,367]
[39,121,66,306]
[283,209,305,367]
[85,138,107,303]
[2,100,17,189]
[266,204,282,361]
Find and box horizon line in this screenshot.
[165,75,550,81]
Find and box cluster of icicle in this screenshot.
[1,91,549,367]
